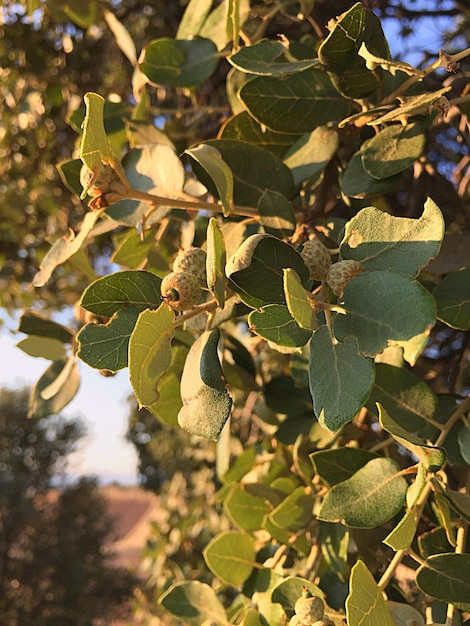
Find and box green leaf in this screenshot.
[224,485,272,531]
[206,217,227,308]
[361,122,426,179]
[222,446,257,483]
[199,0,250,51]
[369,87,452,125]
[202,139,295,207]
[416,554,470,611]
[226,0,240,45]
[378,403,446,471]
[226,234,309,309]
[77,309,139,371]
[176,0,213,39]
[309,326,375,432]
[79,92,114,193]
[271,577,324,615]
[228,39,319,75]
[16,336,67,361]
[283,126,339,187]
[318,457,407,528]
[366,363,437,432]
[80,270,162,317]
[148,344,188,427]
[178,328,232,440]
[258,190,295,240]
[220,112,298,157]
[334,271,436,357]
[111,228,155,269]
[433,266,470,330]
[159,580,227,625]
[432,477,470,524]
[317,2,390,99]
[264,376,313,417]
[283,268,317,331]
[203,531,256,586]
[387,603,425,626]
[185,144,234,216]
[310,448,379,487]
[239,69,351,134]
[106,144,185,226]
[358,42,425,77]
[129,304,175,407]
[383,506,419,550]
[457,423,470,465]
[341,150,402,198]
[28,357,81,419]
[18,311,75,344]
[266,486,314,533]
[248,304,312,349]
[140,37,219,88]
[32,212,101,287]
[346,561,395,626]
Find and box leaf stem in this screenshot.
[124,187,259,220]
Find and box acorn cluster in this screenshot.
[161,247,207,311]
[300,238,363,297]
[288,589,333,626]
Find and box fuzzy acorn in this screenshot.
[172,246,207,286]
[294,589,325,625]
[326,259,363,297]
[300,239,332,281]
[161,271,202,311]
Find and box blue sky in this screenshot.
[0,320,138,484]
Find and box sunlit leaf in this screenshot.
[346,560,395,626]
[203,531,256,586]
[129,304,175,407]
[206,217,227,308]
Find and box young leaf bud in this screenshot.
[161,271,202,311]
[326,259,364,297]
[294,589,325,625]
[172,247,207,286]
[300,239,332,281]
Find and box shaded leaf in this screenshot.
[229,39,319,75]
[159,581,227,625]
[106,144,185,226]
[271,577,324,615]
[224,485,272,531]
[239,69,351,134]
[248,304,312,348]
[185,144,234,216]
[227,234,309,309]
[220,112,298,157]
[80,270,162,317]
[341,151,402,198]
[18,311,75,344]
[366,363,437,432]
[129,304,175,407]
[77,309,139,371]
[310,448,379,487]
[32,212,101,287]
[416,554,470,611]
[283,126,339,187]
[378,403,446,471]
[148,343,188,427]
[369,87,452,125]
[28,357,81,419]
[111,228,155,269]
[203,139,295,207]
[334,271,436,357]
[266,486,314,533]
[317,2,390,99]
[318,457,407,528]
[346,560,395,626]
[178,328,232,440]
[16,336,67,361]
[203,531,256,586]
[362,122,426,179]
[309,326,375,432]
[258,190,295,240]
[140,37,219,88]
[433,266,470,330]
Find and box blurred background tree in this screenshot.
[0,387,137,626]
